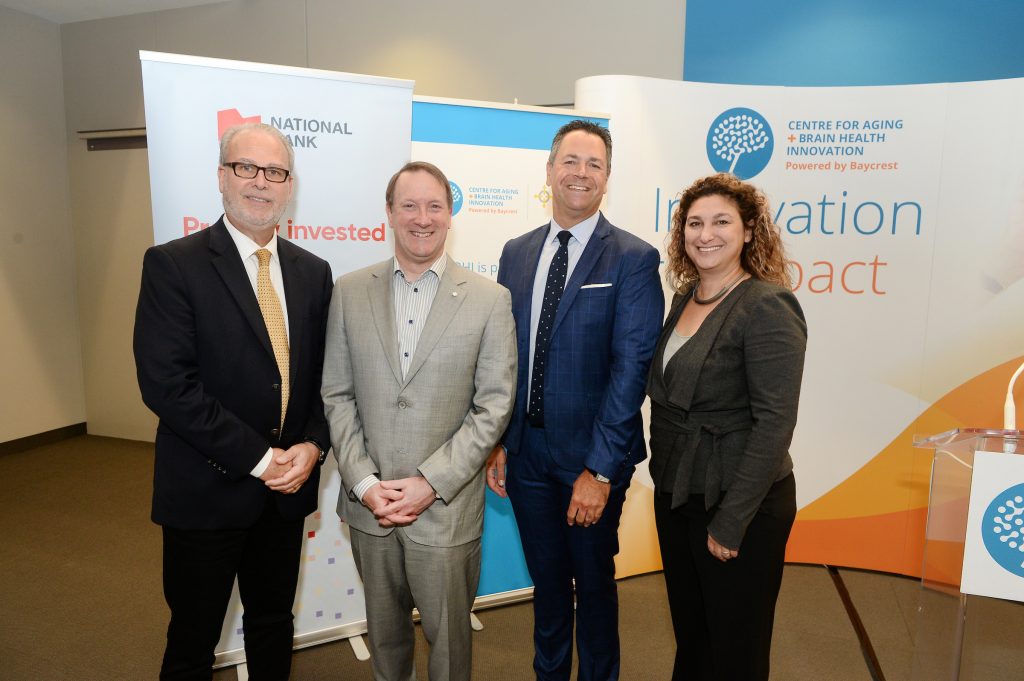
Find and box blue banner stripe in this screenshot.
[412,101,608,150]
[684,0,1024,86]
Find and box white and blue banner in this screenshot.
[410,97,610,596]
[575,74,1024,578]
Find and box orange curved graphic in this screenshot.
[615,481,662,577]
[787,356,1024,577]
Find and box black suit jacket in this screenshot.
[134,218,333,530]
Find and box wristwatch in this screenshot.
[589,469,611,484]
[305,438,328,465]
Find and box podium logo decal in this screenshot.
[983,482,1024,578]
[706,107,774,180]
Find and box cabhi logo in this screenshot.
[450,181,464,216]
[216,108,353,149]
[706,108,774,180]
[982,482,1024,578]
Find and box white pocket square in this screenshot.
[580,283,613,289]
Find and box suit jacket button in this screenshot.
[272,383,280,391]
[271,428,280,438]
[398,401,407,409]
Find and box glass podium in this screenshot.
[910,428,1023,681]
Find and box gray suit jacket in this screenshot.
[647,278,806,549]
[322,256,517,547]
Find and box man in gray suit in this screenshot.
[322,161,517,681]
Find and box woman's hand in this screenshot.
[707,533,738,562]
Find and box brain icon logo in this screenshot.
[706,108,774,180]
[982,482,1024,578]
[449,181,464,216]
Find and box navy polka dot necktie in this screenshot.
[528,230,572,428]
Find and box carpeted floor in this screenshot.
[1,435,1020,680]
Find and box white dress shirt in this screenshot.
[528,211,601,389]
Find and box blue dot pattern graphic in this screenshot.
[528,230,572,428]
[706,107,774,180]
[982,482,1024,578]
[450,181,464,216]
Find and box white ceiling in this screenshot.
[2,0,227,24]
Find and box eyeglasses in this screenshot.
[223,162,291,183]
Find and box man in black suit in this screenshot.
[134,122,333,680]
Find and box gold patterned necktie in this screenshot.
[255,249,289,430]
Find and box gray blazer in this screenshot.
[322,257,517,547]
[647,278,806,549]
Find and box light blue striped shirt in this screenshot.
[393,255,447,378]
[351,253,447,502]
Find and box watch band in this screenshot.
[304,438,327,465]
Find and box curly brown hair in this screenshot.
[666,173,791,293]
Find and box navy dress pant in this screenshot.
[507,423,630,681]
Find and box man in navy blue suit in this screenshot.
[486,120,664,681]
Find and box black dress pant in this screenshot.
[160,500,304,681]
[654,474,796,681]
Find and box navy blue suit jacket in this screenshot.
[498,214,664,484]
[134,218,333,530]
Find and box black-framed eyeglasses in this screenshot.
[223,162,291,183]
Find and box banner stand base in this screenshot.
[348,635,370,661]
[213,587,536,670]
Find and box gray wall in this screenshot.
[0,6,86,442]
[9,0,685,442]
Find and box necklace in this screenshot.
[692,272,747,305]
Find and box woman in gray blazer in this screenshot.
[648,173,807,681]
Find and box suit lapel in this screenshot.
[209,220,275,359]
[278,239,304,383]
[403,258,467,386]
[367,261,403,385]
[550,215,610,338]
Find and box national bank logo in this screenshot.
[215,108,352,148]
[706,108,774,180]
[450,181,464,216]
[982,483,1024,578]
